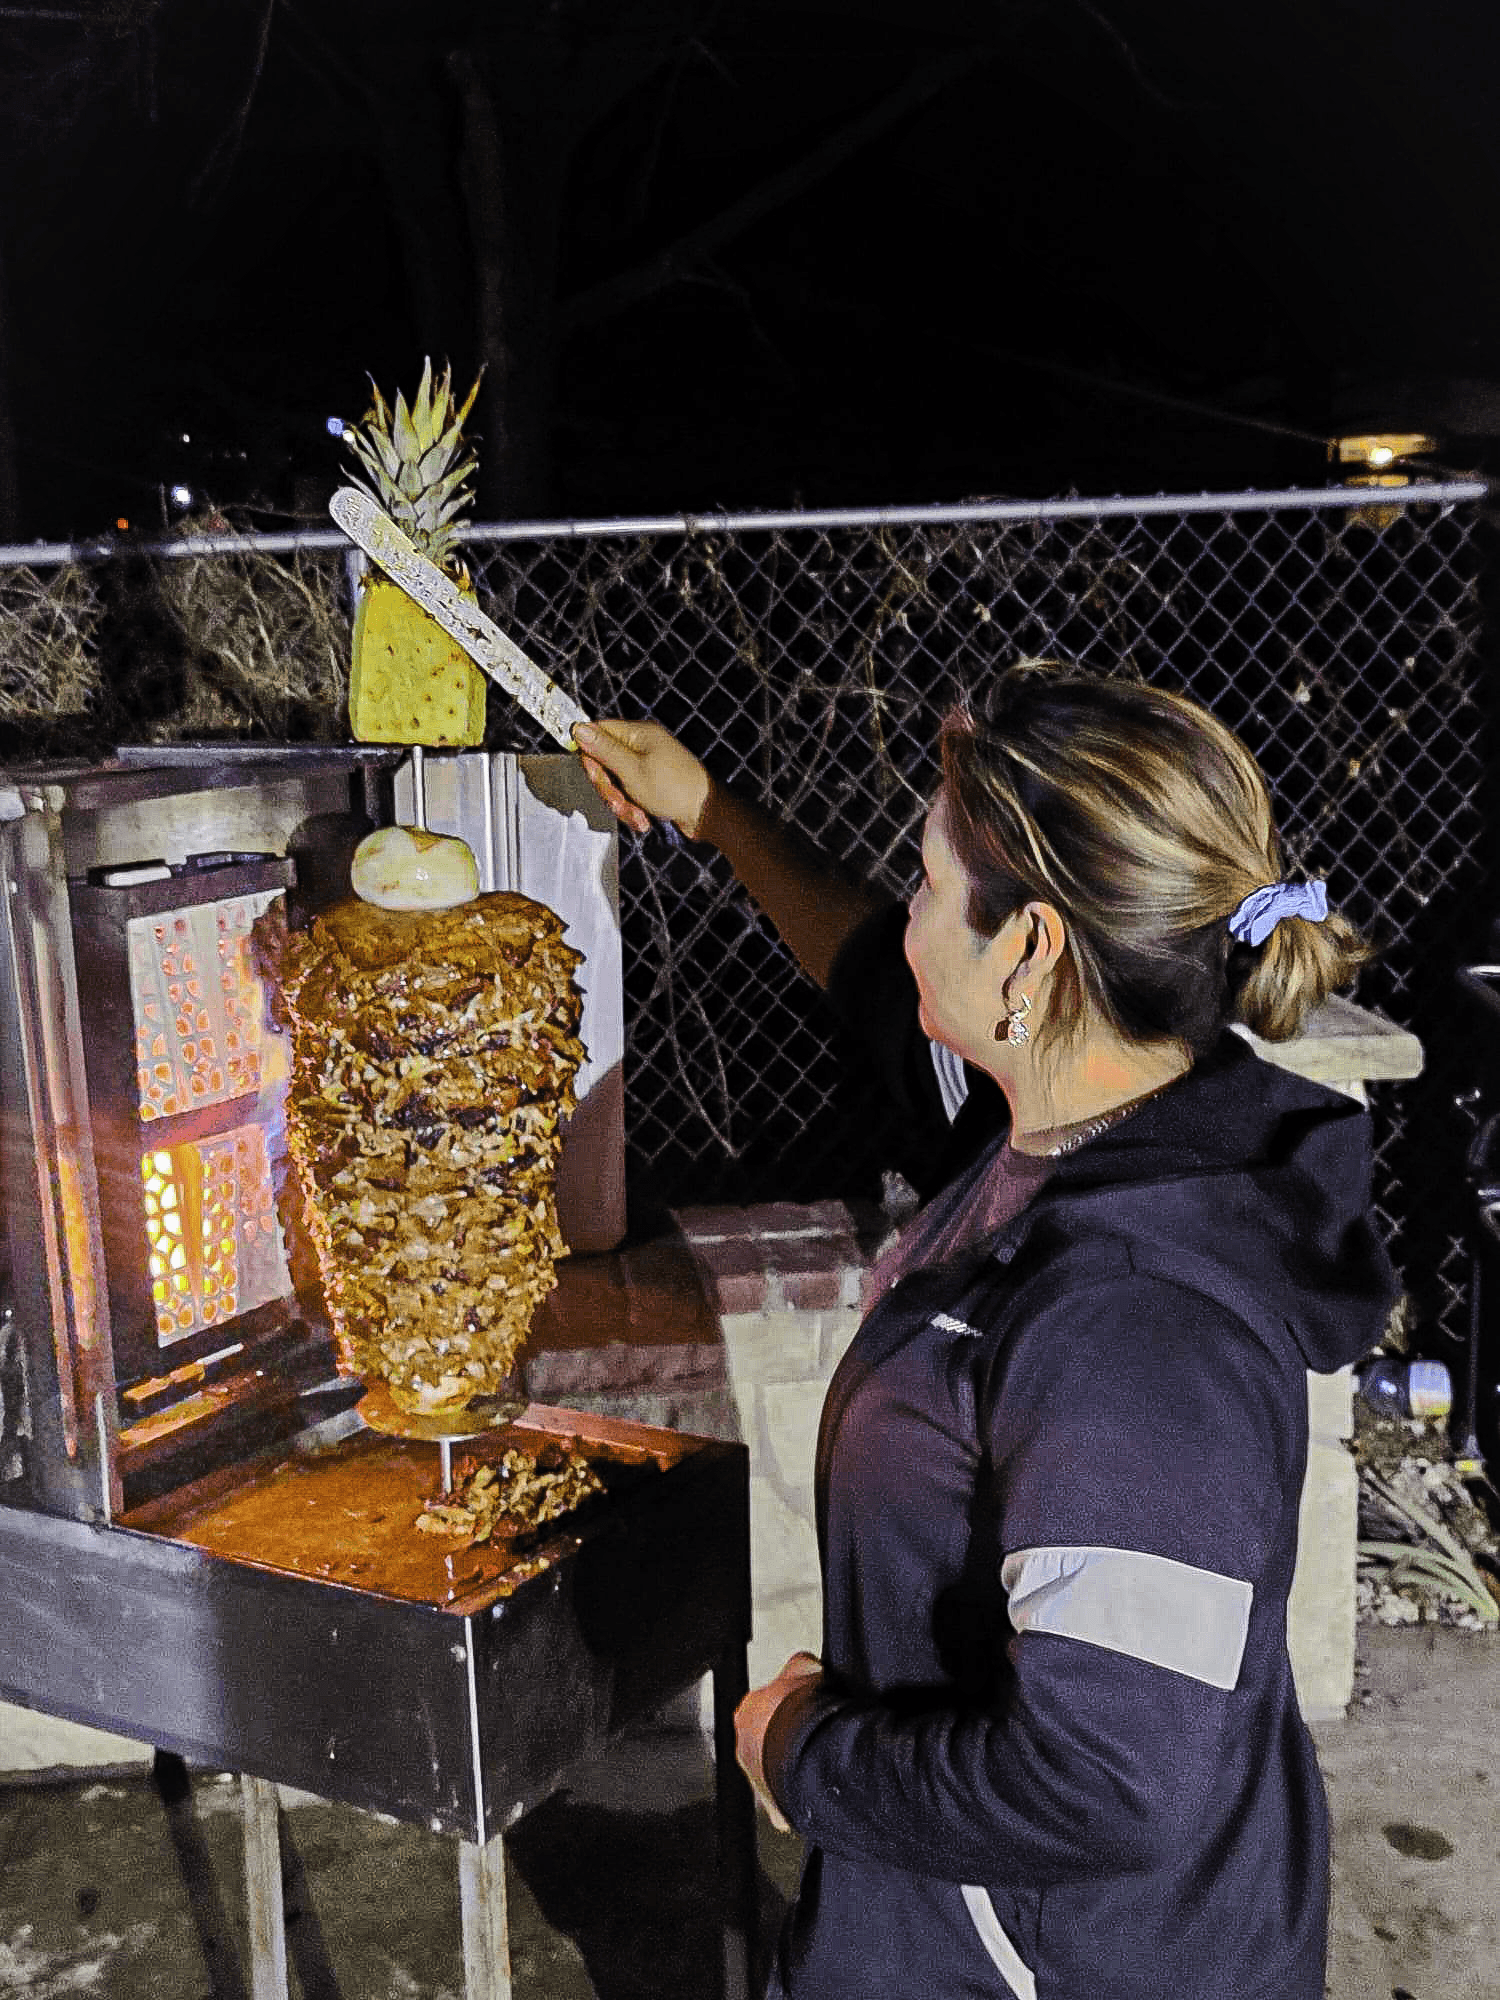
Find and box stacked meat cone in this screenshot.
[255,891,585,1414]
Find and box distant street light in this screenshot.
[1328,432,1439,531]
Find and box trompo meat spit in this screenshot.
[254,890,585,1413]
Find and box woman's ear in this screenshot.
[1015,900,1068,979]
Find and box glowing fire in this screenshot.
[140,1124,287,1345]
[126,889,293,1347]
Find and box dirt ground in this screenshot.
[1,1624,1496,1999]
[1314,1625,1500,2000]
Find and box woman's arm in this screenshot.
[574,719,885,990]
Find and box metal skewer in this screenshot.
[410,744,427,831]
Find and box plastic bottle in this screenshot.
[1355,1356,1453,1421]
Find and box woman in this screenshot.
[574,666,1397,2000]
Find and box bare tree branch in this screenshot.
[188,0,277,208]
[559,46,990,332]
[1066,0,1187,112]
[563,0,720,135]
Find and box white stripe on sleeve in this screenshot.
[1001,1544,1253,1691]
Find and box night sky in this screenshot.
[4,0,1499,541]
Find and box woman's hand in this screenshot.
[572,719,713,840]
[734,1651,823,1833]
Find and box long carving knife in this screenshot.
[330,485,591,750]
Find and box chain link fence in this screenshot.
[1,481,1491,1354]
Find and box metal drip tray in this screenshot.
[0,1405,749,1846]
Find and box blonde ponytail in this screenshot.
[1232,904,1371,1042]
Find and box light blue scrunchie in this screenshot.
[1228,879,1329,948]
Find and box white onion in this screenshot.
[351,825,480,910]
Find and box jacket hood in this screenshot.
[1027,1032,1399,1374]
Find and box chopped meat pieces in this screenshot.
[414,1443,605,1545]
[254,891,584,1412]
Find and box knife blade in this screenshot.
[330,485,591,750]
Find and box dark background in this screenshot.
[3,0,1499,542]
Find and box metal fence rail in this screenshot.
[1,481,1490,1353]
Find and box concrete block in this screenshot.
[819,1308,861,1370]
[1289,1429,1360,1722]
[1233,995,1422,1087]
[720,1310,821,1391]
[761,1381,825,1496]
[836,1257,868,1311]
[1307,1363,1355,1443]
[686,1580,825,1730]
[748,1474,820,1610]
[747,1588,825,1688]
[0,1699,152,1777]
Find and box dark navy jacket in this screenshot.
[760,910,1398,2000]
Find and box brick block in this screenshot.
[745,1201,825,1239]
[781,1266,840,1311]
[671,1205,759,1243]
[544,1384,742,1442]
[531,1239,719,1352]
[617,1238,721,1336]
[525,1339,723,1399]
[764,1237,842,1312]
[683,1235,768,1316]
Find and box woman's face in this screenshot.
[904,798,1018,1065]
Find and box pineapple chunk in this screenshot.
[351,826,479,909]
[349,575,486,746]
[341,358,487,747]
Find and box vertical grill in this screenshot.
[0,752,755,1972]
[0,743,624,1518]
[0,749,389,1518]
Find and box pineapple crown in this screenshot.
[343,358,482,568]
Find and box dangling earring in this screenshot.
[1002,993,1032,1047]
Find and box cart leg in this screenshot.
[241,1774,290,2000]
[713,1645,757,2000]
[458,1827,513,2000]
